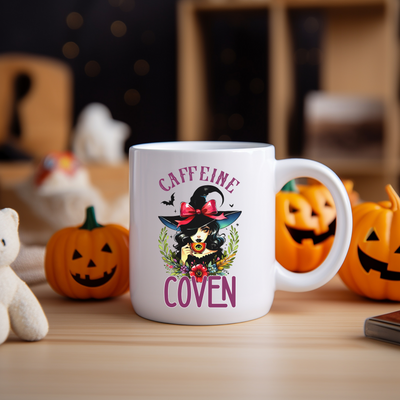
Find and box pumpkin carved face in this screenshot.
[276,180,336,272]
[339,185,400,300]
[70,242,118,287]
[45,206,129,299]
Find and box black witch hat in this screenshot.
[159,185,241,231]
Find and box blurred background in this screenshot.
[0,0,178,150]
[177,0,399,203]
[0,0,398,243]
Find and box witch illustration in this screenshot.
[159,185,241,280]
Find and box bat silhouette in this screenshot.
[229,204,234,207]
[161,192,175,206]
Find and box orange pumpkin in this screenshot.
[276,180,336,272]
[45,206,129,299]
[339,185,400,300]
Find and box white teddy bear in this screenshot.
[0,208,48,344]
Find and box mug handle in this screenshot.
[274,158,352,292]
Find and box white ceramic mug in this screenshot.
[129,141,352,325]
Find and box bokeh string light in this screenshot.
[85,61,101,77]
[66,12,83,30]
[124,89,141,106]
[111,21,127,37]
[62,42,79,59]
[134,60,150,76]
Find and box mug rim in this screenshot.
[130,141,273,152]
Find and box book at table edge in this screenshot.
[364,310,400,346]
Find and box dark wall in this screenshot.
[0,0,178,151]
[0,1,323,156]
[202,10,268,144]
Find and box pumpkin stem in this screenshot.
[80,206,104,230]
[385,185,400,212]
[281,180,298,192]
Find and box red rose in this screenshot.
[189,264,208,283]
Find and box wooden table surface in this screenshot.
[1,275,399,400]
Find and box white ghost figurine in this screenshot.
[72,103,130,164]
[14,151,130,245]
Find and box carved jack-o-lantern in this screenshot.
[276,180,336,272]
[339,185,400,300]
[45,206,129,299]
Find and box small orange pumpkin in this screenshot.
[276,180,336,272]
[45,206,129,299]
[339,185,400,300]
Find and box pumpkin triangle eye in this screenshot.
[311,210,318,216]
[366,230,379,241]
[325,201,332,207]
[395,246,400,254]
[102,243,112,253]
[289,205,299,213]
[72,250,82,260]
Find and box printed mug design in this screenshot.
[158,185,242,283]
